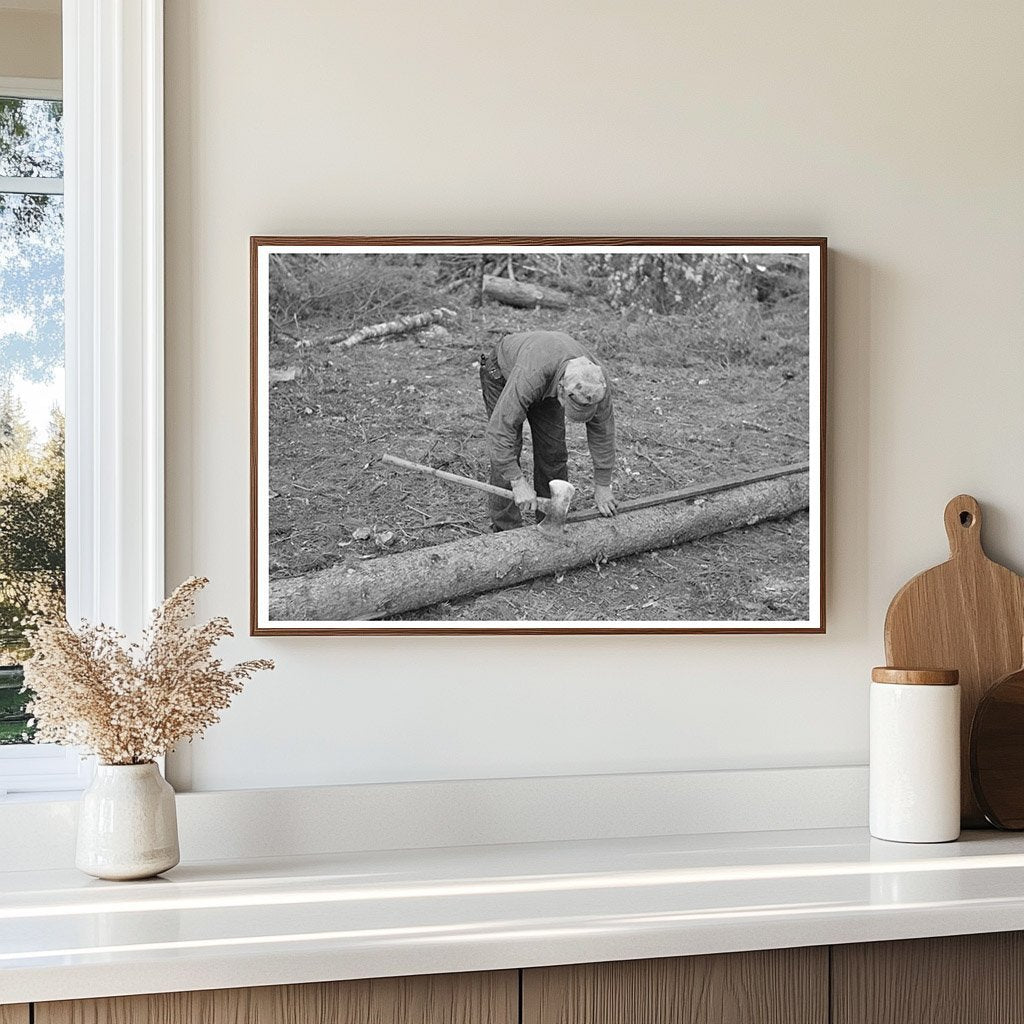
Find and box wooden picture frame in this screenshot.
[251,237,826,635]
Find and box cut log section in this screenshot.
[315,308,456,349]
[482,274,570,310]
[269,471,810,622]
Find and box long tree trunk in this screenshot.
[269,472,810,622]
[481,274,570,310]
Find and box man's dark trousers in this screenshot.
[480,348,568,531]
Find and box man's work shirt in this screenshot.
[486,331,616,486]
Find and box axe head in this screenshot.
[538,479,576,538]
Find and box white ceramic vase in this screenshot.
[76,762,180,880]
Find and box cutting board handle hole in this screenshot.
[944,495,982,554]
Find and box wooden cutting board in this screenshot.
[884,494,1024,826]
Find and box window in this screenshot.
[0,87,65,736]
[0,78,82,794]
[0,4,166,798]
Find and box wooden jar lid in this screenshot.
[871,667,960,686]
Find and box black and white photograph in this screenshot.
[251,238,824,634]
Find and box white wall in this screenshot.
[164,1,1024,791]
[0,6,61,80]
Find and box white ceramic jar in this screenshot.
[870,667,961,843]
[76,762,180,880]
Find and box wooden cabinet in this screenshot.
[34,971,517,1024]
[14,933,1024,1024]
[522,948,828,1024]
[831,932,1024,1024]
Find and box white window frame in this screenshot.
[0,0,164,797]
[0,77,61,102]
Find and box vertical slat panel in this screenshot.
[832,932,1024,1024]
[523,948,828,1024]
[35,970,518,1024]
[0,1006,30,1024]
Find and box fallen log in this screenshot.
[269,471,810,622]
[567,462,809,523]
[482,274,569,310]
[316,308,456,349]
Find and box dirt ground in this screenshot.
[267,288,811,622]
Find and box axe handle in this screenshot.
[382,454,552,511]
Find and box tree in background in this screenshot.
[0,393,65,658]
[0,395,64,743]
[0,96,61,245]
[586,252,809,314]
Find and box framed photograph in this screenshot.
[251,237,826,635]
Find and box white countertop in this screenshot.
[4,826,1024,1004]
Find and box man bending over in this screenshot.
[479,330,617,531]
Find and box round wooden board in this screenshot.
[971,663,1024,829]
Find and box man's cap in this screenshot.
[561,357,607,422]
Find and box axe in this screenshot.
[382,454,576,535]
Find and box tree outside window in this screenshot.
[0,94,65,744]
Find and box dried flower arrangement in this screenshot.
[23,577,273,765]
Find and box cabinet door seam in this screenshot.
[827,945,833,1024]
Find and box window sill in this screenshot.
[0,746,94,799]
[0,789,85,804]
